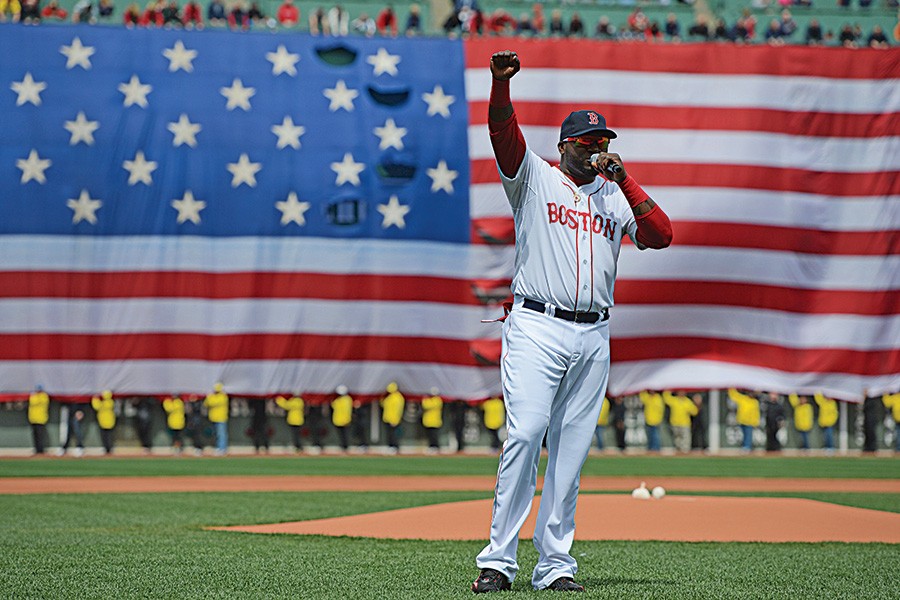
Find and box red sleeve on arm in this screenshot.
[635,205,673,249]
[619,175,673,249]
[488,79,526,179]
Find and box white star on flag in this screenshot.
[266,44,300,76]
[427,160,459,194]
[59,37,95,70]
[271,116,305,149]
[118,74,152,108]
[323,80,358,112]
[330,153,365,186]
[11,72,46,107]
[220,78,256,111]
[64,111,100,146]
[227,153,262,187]
[167,113,201,147]
[422,85,456,118]
[123,150,157,186]
[171,190,206,224]
[275,191,311,226]
[16,149,52,184]
[377,195,410,229]
[67,189,102,224]
[373,118,407,150]
[366,47,401,76]
[163,40,198,73]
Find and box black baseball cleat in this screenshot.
[472,568,511,593]
[545,577,585,592]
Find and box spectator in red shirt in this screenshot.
[182,0,201,27]
[41,0,67,19]
[228,0,248,30]
[376,5,397,36]
[140,0,164,26]
[737,8,756,40]
[123,0,140,24]
[531,2,543,34]
[627,7,648,34]
[276,0,298,26]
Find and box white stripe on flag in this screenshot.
[471,183,898,230]
[468,125,900,173]
[617,246,900,291]
[0,298,502,339]
[610,306,900,350]
[0,235,511,277]
[609,359,900,401]
[0,360,501,400]
[464,68,900,113]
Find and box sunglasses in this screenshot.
[563,136,610,152]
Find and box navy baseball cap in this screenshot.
[559,110,617,141]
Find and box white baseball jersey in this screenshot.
[500,147,643,311]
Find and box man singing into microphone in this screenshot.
[472,50,673,593]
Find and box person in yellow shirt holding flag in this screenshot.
[381,382,404,454]
[883,391,900,452]
[276,392,305,452]
[788,394,814,450]
[91,390,116,455]
[162,394,186,455]
[728,388,760,452]
[27,385,50,455]
[421,388,444,454]
[482,397,505,453]
[594,396,610,451]
[639,390,664,451]
[663,390,698,453]
[204,382,229,456]
[331,386,353,452]
[813,392,838,453]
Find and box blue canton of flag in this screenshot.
[1,25,470,242]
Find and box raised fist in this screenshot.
[490,51,520,81]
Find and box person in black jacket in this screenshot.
[611,396,627,452]
[862,392,880,452]
[764,392,784,452]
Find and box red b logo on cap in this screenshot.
[587,112,599,125]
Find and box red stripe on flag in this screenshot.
[615,280,895,316]
[0,333,493,366]
[611,336,900,376]
[470,217,900,256]
[0,271,488,304]
[471,159,900,197]
[468,101,900,138]
[669,222,900,256]
[464,38,900,79]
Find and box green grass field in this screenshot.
[1,455,897,599]
[2,454,898,479]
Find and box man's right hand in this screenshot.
[490,51,520,80]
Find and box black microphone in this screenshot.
[591,153,622,176]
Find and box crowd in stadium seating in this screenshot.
[2,0,896,47]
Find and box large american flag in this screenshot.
[1,26,897,402]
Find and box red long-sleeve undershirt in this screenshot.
[488,78,672,249]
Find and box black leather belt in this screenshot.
[522,298,609,324]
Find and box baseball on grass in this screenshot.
[651,486,666,499]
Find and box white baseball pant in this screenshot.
[476,299,610,589]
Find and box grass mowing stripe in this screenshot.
[0,491,895,599]
[1,455,897,479]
